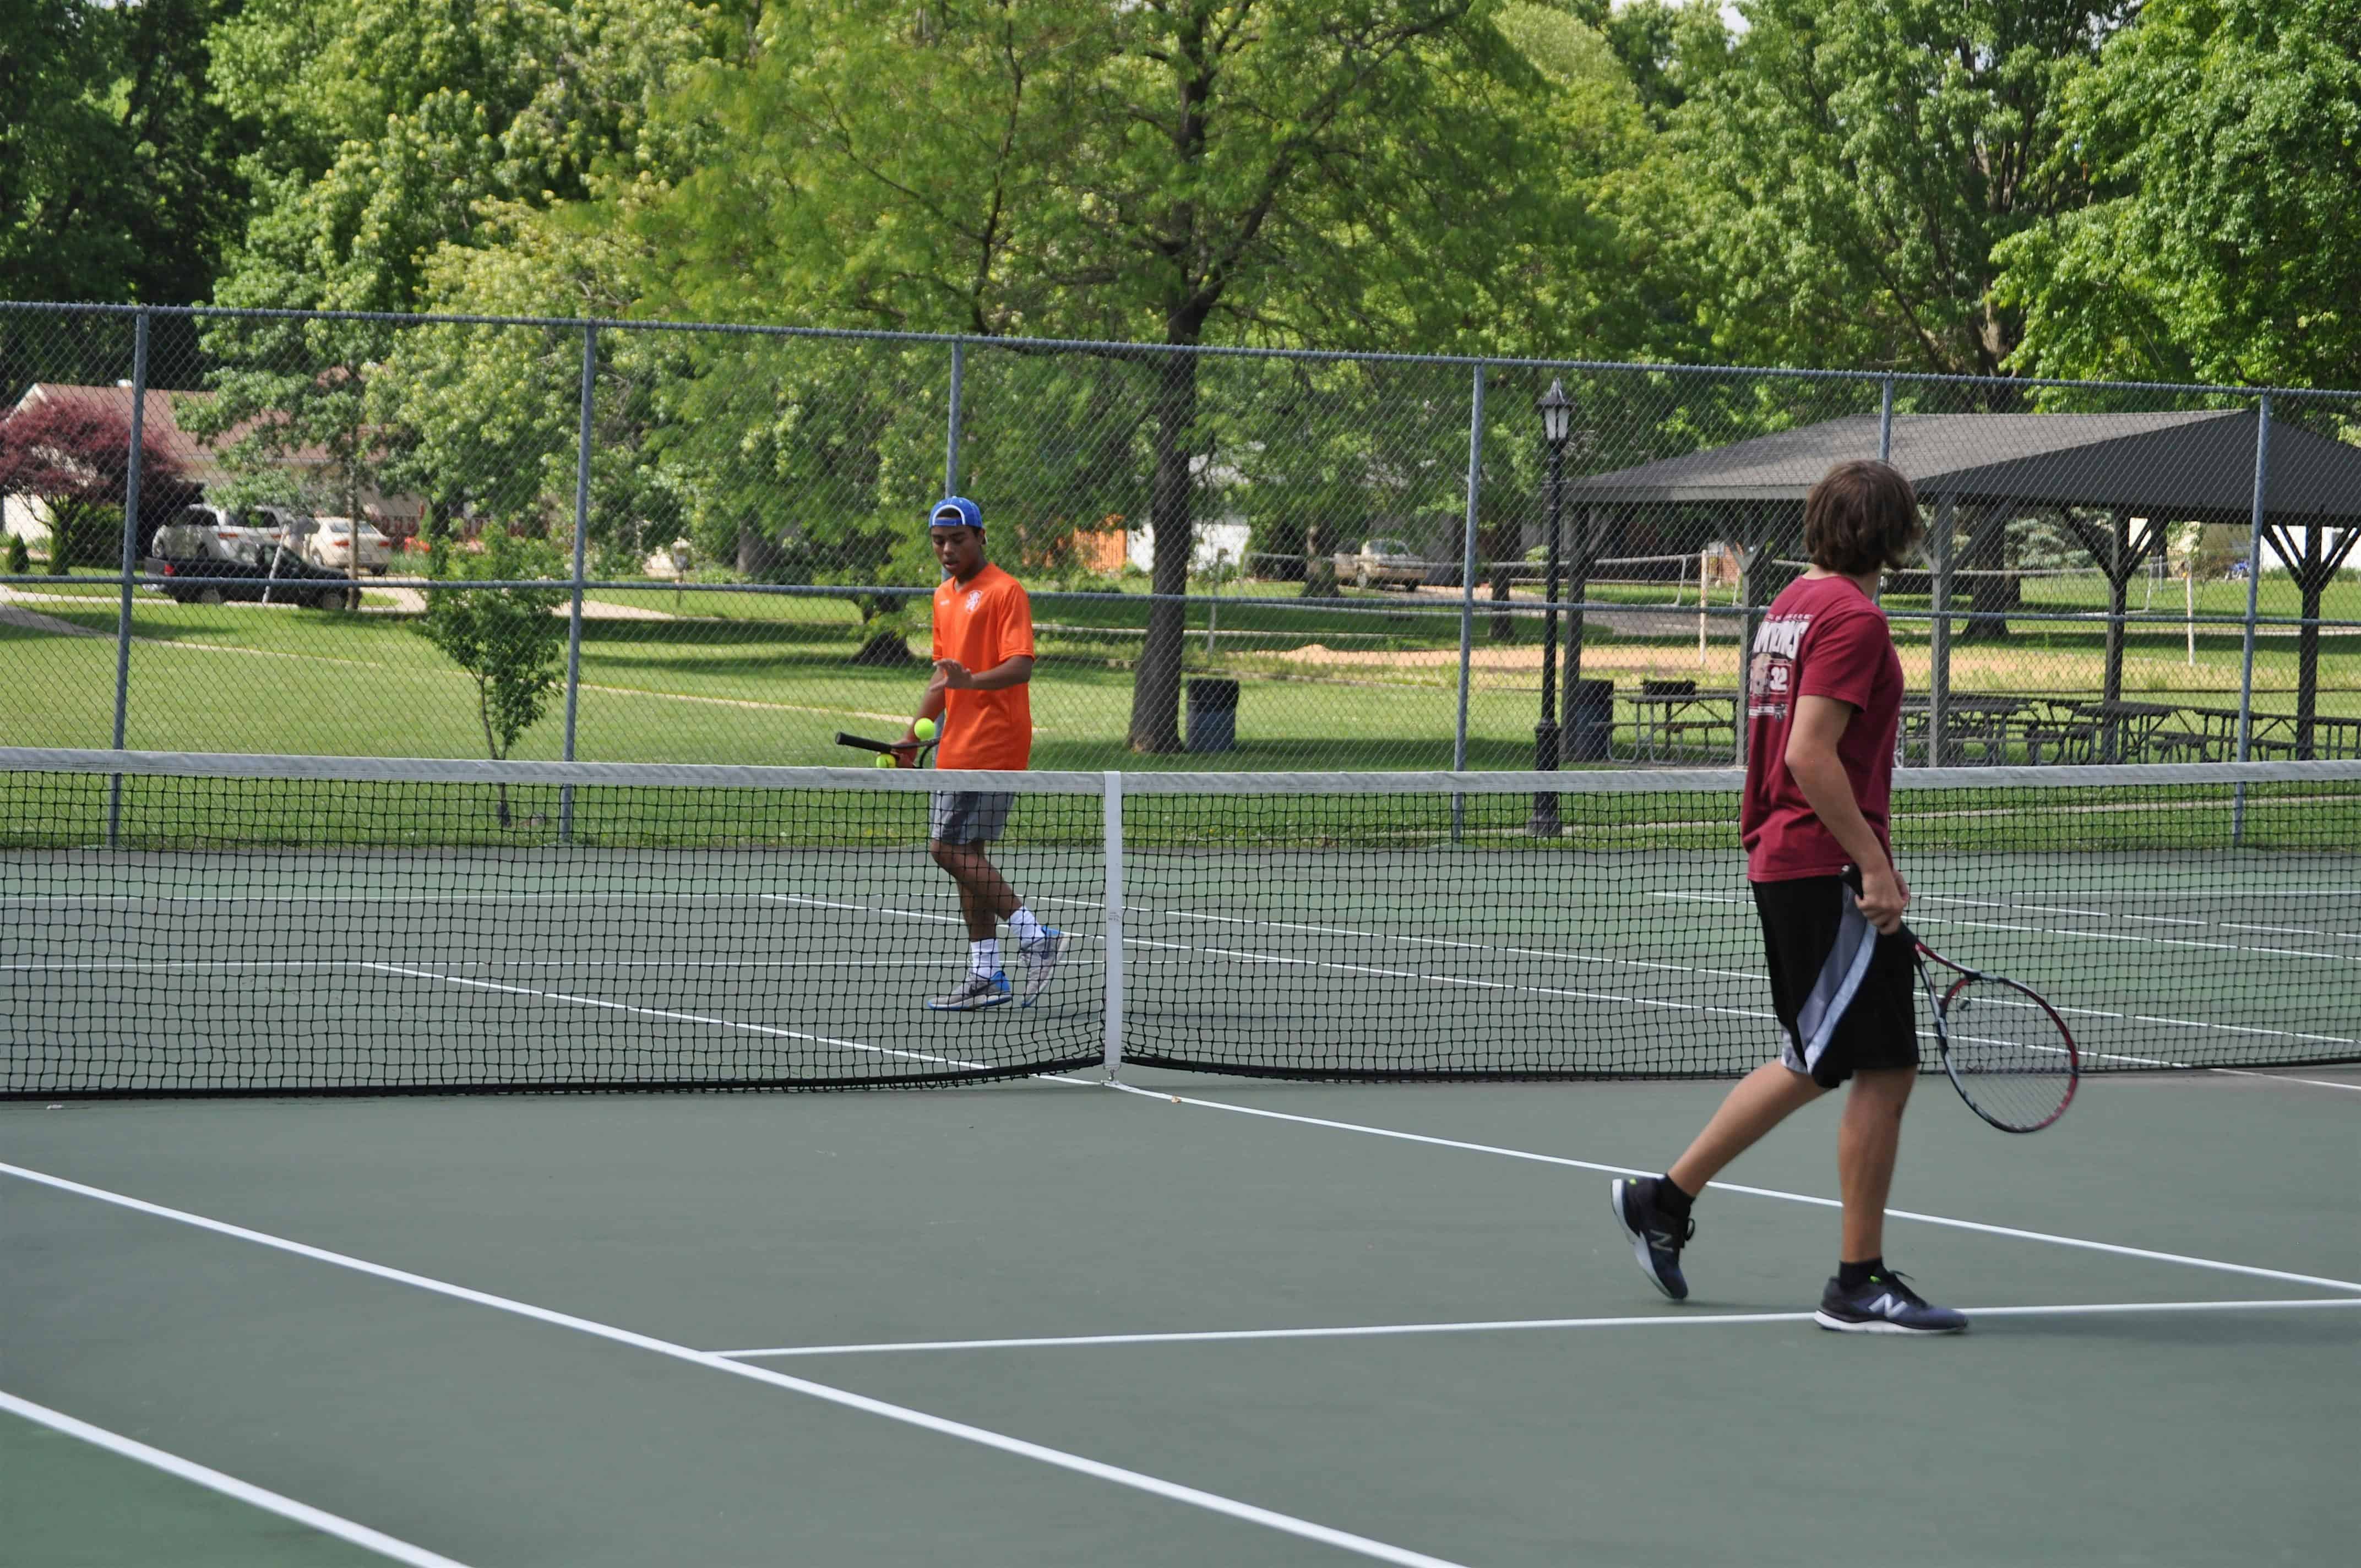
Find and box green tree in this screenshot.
[1,0,254,310]
[633,0,1635,750]
[414,530,568,822]
[0,396,192,569]
[1654,0,2127,378]
[207,0,730,317]
[1994,0,2361,388]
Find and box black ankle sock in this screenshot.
[1654,1175,1694,1218]
[1838,1257,1883,1290]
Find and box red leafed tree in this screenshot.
[0,400,192,571]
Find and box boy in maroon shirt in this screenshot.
[1611,460,1967,1334]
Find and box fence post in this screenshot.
[1453,363,1486,837]
[1927,493,1955,766]
[944,339,965,499]
[1877,376,1895,463]
[2233,394,2271,845]
[559,323,596,843]
[107,307,150,848]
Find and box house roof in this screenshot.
[1564,409,2361,522]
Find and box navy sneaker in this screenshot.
[1814,1270,1968,1335]
[1608,1177,1693,1302]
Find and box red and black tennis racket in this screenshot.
[1901,925,2079,1134]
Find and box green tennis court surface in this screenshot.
[6,1066,2356,1567]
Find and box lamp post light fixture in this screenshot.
[1529,378,1575,835]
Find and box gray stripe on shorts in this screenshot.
[1787,889,1878,1076]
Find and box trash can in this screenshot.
[1187,677,1239,753]
[1567,678,1614,763]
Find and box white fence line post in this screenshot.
[1101,771,1125,1078]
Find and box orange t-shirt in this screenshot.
[931,563,1035,769]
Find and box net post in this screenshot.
[1101,770,1124,1079]
[559,323,596,843]
[944,339,965,498]
[107,308,150,849]
[1452,363,1485,839]
[2233,394,2271,845]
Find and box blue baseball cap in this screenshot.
[928,496,982,531]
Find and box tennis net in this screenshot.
[5,748,2358,1097]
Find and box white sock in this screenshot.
[970,939,1000,977]
[1009,907,1048,950]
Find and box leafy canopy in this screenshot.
[1995,0,2361,387]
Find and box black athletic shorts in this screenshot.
[1750,872,1919,1088]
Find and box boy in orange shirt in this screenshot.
[900,497,1069,1009]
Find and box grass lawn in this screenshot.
[3,569,2357,770]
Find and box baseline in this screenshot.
[715,1297,2361,1359]
[0,1162,1469,1568]
[0,1389,475,1568]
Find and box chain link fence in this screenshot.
[5,301,2357,772]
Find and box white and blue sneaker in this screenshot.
[1814,1270,1968,1335]
[927,970,1011,1011]
[1019,930,1070,1006]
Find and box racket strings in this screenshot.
[1938,974,2077,1131]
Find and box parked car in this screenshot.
[301,516,392,574]
[151,503,286,565]
[143,537,360,609]
[1332,537,1429,590]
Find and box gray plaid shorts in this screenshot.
[929,790,1014,845]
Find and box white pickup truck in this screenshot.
[1332,537,1430,590]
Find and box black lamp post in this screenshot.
[1529,379,1574,835]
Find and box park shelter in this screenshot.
[1560,409,2361,756]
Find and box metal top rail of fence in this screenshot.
[3,299,2357,777]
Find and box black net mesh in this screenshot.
[4,752,2357,1097]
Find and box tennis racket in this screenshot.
[1901,924,2078,1133]
[834,730,935,769]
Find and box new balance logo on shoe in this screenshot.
[1866,1292,1913,1319]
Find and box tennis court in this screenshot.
[5,753,2358,1565]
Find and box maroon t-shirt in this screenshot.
[1740,574,1904,881]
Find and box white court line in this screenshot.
[1099,1084,2361,1294]
[363,963,1011,1079]
[928,890,2361,1054]
[0,1389,475,1568]
[0,1164,1469,1568]
[715,1297,2361,1358]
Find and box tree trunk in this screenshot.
[1300,511,1337,596]
[1958,505,2015,643]
[1127,356,1198,753]
[737,521,786,579]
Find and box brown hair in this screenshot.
[1804,459,1921,575]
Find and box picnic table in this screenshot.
[1628,686,1739,761]
[1900,694,2027,766]
[2075,700,2182,763]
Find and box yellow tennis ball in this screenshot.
[913,718,937,742]
[873,752,896,768]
